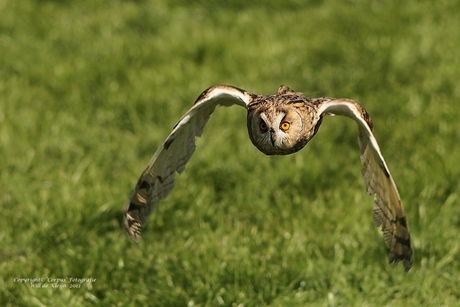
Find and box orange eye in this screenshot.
[280,121,290,131]
[259,122,267,131]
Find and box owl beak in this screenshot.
[269,130,276,147]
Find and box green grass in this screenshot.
[1,0,460,305]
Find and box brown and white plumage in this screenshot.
[124,85,413,271]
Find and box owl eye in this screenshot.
[280,121,290,131]
[259,122,268,131]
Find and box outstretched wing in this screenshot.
[124,85,253,242]
[317,98,413,272]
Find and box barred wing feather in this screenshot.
[123,86,252,241]
[317,99,413,272]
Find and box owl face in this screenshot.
[247,105,305,155]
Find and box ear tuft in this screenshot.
[277,85,296,95]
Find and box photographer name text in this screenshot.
[14,277,96,289]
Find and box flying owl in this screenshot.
[123,85,413,272]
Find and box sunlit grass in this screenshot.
[1,0,460,306]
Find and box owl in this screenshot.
[124,85,413,272]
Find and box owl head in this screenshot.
[247,105,302,155]
[246,88,322,155]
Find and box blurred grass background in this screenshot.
[1,0,459,306]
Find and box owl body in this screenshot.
[124,84,413,272]
[247,86,323,155]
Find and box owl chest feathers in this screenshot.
[247,94,322,155]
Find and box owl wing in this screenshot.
[317,99,413,272]
[124,85,252,242]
